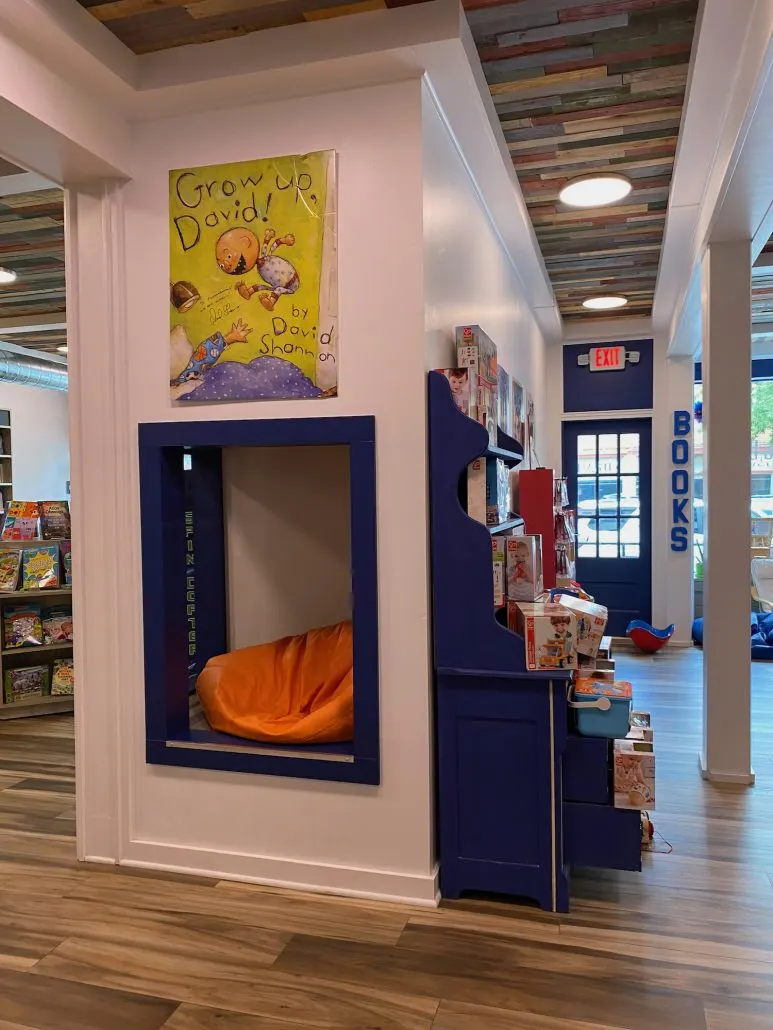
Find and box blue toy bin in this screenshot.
[570,679,633,738]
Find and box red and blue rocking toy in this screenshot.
[626,620,675,654]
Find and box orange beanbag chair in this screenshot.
[196,621,354,744]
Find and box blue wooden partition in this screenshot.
[138,416,380,784]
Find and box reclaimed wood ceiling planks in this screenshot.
[0,187,66,355]
[76,0,700,320]
[470,0,700,319]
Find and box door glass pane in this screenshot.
[620,433,640,473]
[577,476,597,515]
[619,475,640,517]
[577,435,597,475]
[577,518,596,557]
[598,434,618,475]
[598,476,620,516]
[621,517,640,559]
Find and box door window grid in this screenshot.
[577,432,641,559]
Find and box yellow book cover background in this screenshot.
[169,150,337,403]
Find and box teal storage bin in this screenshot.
[570,679,632,739]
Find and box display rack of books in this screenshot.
[0,411,13,512]
[0,500,73,720]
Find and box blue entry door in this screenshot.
[562,419,652,635]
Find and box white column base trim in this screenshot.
[698,753,755,785]
[116,839,440,906]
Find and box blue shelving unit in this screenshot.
[428,371,571,911]
[427,372,641,912]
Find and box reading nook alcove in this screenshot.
[138,415,379,784]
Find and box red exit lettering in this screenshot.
[589,345,625,372]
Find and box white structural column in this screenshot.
[701,240,754,784]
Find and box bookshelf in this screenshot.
[0,410,12,510]
[0,537,73,721]
[428,371,641,912]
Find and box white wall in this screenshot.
[422,86,547,460]
[223,445,352,650]
[0,381,69,499]
[77,79,438,902]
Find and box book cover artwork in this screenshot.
[169,151,337,403]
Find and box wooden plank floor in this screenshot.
[0,646,771,1029]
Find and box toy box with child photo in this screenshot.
[505,534,543,601]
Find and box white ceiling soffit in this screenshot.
[657,0,773,355]
[0,0,561,344]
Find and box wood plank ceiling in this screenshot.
[78,0,700,322]
[0,185,66,357]
[470,0,700,320]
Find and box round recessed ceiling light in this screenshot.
[56,345,68,354]
[559,174,632,208]
[0,267,17,285]
[582,296,629,311]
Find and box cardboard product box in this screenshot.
[456,324,497,388]
[516,604,577,672]
[614,740,655,810]
[456,325,498,446]
[467,457,486,524]
[505,534,543,601]
[434,367,478,417]
[486,458,510,526]
[492,538,505,607]
[555,594,608,657]
[629,711,653,742]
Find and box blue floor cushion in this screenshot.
[694,612,773,658]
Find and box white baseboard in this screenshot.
[117,839,440,906]
[698,753,755,785]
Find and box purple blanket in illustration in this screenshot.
[179,355,323,402]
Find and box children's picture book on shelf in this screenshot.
[524,390,537,466]
[169,151,338,404]
[51,658,75,696]
[1,501,39,541]
[486,458,510,526]
[60,541,72,586]
[0,550,21,592]
[4,665,49,705]
[497,366,512,437]
[434,368,477,417]
[21,545,60,590]
[3,604,44,649]
[511,378,525,447]
[467,457,487,525]
[42,607,73,645]
[39,501,71,540]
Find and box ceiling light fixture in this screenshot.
[0,267,17,284]
[559,174,632,208]
[582,296,629,311]
[56,345,68,354]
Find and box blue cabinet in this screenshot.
[436,672,569,912]
[427,372,640,912]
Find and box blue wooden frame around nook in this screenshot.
[138,415,380,784]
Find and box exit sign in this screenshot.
[589,345,626,372]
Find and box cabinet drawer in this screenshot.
[563,801,641,871]
[563,734,611,804]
